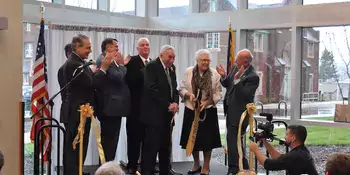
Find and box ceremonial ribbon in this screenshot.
[185,100,201,157]
[237,103,257,175]
[72,104,105,175]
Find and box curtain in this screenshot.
[46,26,205,169]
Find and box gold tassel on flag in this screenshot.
[72,104,106,175]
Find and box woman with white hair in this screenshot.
[179,49,222,175]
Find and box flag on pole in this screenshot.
[224,18,235,155]
[30,18,51,162]
[226,26,235,73]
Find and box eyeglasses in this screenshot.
[199,59,211,63]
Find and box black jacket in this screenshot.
[95,53,130,119]
[139,58,179,126]
[125,55,148,120]
[222,65,259,127]
[60,53,103,123]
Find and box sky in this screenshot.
[315,26,350,79]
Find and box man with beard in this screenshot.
[95,38,131,162]
[250,125,318,175]
[62,34,116,175]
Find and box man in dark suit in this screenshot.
[61,34,116,175]
[216,49,259,175]
[58,43,72,123]
[140,45,179,175]
[95,38,131,162]
[125,37,151,173]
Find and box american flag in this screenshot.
[30,18,51,162]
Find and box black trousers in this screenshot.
[141,123,171,175]
[100,116,122,162]
[227,124,249,174]
[126,117,145,169]
[63,119,91,175]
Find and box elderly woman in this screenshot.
[179,49,222,175]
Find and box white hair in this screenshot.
[137,37,150,46]
[195,49,212,61]
[95,161,125,175]
[160,45,175,54]
[236,48,254,63]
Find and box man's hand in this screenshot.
[234,65,244,80]
[168,102,179,113]
[200,100,208,111]
[90,65,99,73]
[185,92,197,102]
[114,52,124,65]
[250,141,259,153]
[216,64,226,77]
[101,52,116,70]
[124,54,131,65]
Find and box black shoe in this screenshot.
[169,168,182,175]
[187,166,201,174]
[199,170,210,175]
[153,166,159,173]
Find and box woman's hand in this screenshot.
[186,92,197,102]
[200,100,208,111]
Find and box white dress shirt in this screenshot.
[140,55,150,65]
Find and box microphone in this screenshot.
[77,60,95,69]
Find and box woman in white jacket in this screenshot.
[179,49,222,175]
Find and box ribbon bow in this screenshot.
[72,103,105,175]
[237,103,257,174]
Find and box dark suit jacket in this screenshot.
[222,65,259,127]
[95,53,130,120]
[140,58,179,126]
[125,55,147,120]
[60,53,104,123]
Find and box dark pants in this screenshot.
[141,123,171,175]
[63,119,91,175]
[100,116,122,161]
[227,123,249,174]
[126,118,145,169]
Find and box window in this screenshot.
[98,0,108,11]
[110,0,135,15]
[25,23,31,32]
[37,0,51,2]
[248,0,291,9]
[159,0,189,17]
[308,42,315,58]
[256,71,264,95]
[254,33,263,52]
[303,0,350,5]
[301,26,349,122]
[247,29,292,119]
[199,0,237,13]
[207,32,220,49]
[65,0,97,9]
[24,43,34,58]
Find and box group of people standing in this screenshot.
[58,34,259,175]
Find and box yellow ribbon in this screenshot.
[237,103,257,174]
[185,102,201,157]
[72,104,105,175]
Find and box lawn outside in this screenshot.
[220,116,350,146]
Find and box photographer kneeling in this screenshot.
[250,125,318,175]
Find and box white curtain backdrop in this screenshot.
[46,26,204,170]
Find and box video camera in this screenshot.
[252,113,286,146]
